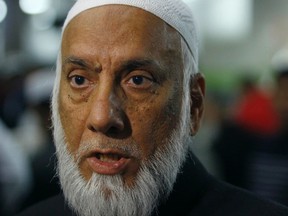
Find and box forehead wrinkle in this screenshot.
[62,56,102,73]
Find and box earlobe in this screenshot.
[190,73,205,136]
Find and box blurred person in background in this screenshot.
[213,75,277,189]
[244,50,288,206]
[0,73,32,216]
[0,118,32,216]
[18,68,60,209]
[0,66,60,215]
[214,50,288,206]
[16,0,288,216]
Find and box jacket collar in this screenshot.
[154,151,212,216]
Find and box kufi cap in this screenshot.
[63,0,198,65]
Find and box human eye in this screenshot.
[125,73,155,90]
[69,74,91,89]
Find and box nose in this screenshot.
[87,91,125,135]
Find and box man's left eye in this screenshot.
[127,75,154,89]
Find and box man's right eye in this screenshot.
[70,75,90,88]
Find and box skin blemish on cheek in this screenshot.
[150,89,158,94]
[67,94,76,103]
[80,93,89,102]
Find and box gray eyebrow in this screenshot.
[119,59,166,76]
[63,56,90,68]
[62,56,102,72]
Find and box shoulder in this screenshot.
[192,178,288,216]
[15,194,75,216]
[162,153,288,216]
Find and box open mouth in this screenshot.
[86,150,131,175]
[94,153,124,162]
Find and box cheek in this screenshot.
[127,90,182,158]
[59,86,88,154]
[152,97,182,143]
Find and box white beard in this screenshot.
[56,137,188,216]
[54,120,190,216]
[52,71,191,216]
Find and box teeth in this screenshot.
[99,154,120,162]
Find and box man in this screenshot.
[17,0,288,215]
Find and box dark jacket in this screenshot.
[16,152,288,216]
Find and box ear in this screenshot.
[190,73,205,136]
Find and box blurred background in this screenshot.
[0,0,288,215]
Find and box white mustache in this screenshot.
[75,138,142,164]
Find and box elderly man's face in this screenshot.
[59,5,184,186]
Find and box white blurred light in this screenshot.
[206,0,252,40]
[183,0,199,3]
[0,0,8,23]
[19,0,51,15]
[31,8,56,30]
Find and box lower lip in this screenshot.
[86,157,131,175]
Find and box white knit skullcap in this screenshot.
[63,0,198,64]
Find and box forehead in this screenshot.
[61,5,182,64]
